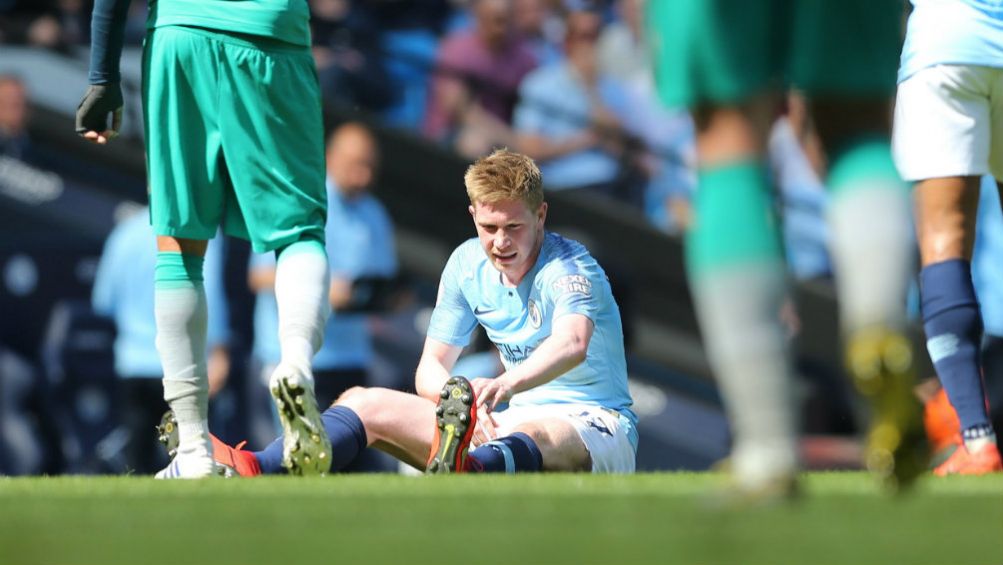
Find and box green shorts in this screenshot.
[647,0,903,107]
[142,25,326,253]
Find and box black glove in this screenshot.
[75,83,124,137]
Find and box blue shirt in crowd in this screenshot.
[91,208,229,378]
[513,62,632,190]
[973,176,1003,336]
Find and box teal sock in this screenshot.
[686,160,784,278]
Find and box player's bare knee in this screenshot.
[334,386,385,421]
[333,386,366,407]
[513,422,590,472]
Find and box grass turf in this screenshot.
[1,472,1000,565]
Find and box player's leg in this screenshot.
[917,72,1003,474]
[914,176,1000,475]
[152,235,216,478]
[250,387,437,473]
[463,406,637,473]
[794,0,925,487]
[469,418,578,472]
[160,387,438,475]
[143,26,229,479]
[215,32,332,475]
[814,96,922,488]
[647,0,798,496]
[689,97,800,493]
[902,66,1003,476]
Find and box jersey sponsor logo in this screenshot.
[498,342,537,364]
[552,274,592,297]
[527,299,542,328]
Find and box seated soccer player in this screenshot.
[160,149,638,475]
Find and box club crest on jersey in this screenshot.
[552,274,592,297]
[528,299,542,328]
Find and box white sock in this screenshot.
[828,185,913,333]
[274,242,330,379]
[692,263,800,484]
[156,283,212,461]
[964,432,997,454]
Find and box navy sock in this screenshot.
[467,432,544,473]
[254,436,286,474]
[253,405,369,474]
[921,259,991,432]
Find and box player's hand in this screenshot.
[470,377,514,412]
[76,84,123,144]
[470,405,498,447]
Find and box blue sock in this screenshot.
[921,259,991,433]
[467,432,543,473]
[253,405,368,474]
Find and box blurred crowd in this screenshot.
[0,0,713,238]
[0,0,838,264]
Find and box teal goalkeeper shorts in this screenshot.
[142,25,327,253]
[647,0,904,108]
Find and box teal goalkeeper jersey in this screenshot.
[147,0,311,46]
[427,232,636,426]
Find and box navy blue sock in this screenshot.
[254,436,286,474]
[921,259,991,432]
[253,405,369,474]
[467,432,544,473]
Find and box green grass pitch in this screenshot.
[1,472,1000,565]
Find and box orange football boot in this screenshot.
[934,441,1003,476]
[210,436,262,477]
[426,377,478,474]
[157,410,261,477]
[924,387,961,454]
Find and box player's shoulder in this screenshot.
[536,232,601,281]
[444,237,486,272]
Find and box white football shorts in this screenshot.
[490,403,637,473]
[893,64,1003,181]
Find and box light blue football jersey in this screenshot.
[427,232,637,435]
[899,0,1003,83]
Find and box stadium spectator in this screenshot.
[768,96,831,281]
[310,0,394,112]
[423,0,537,158]
[165,149,637,477]
[92,207,230,474]
[513,7,645,201]
[0,0,82,52]
[596,0,648,84]
[972,177,1003,456]
[249,122,397,414]
[0,74,30,158]
[370,0,454,37]
[891,0,1003,475]
[513,0,562,67]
